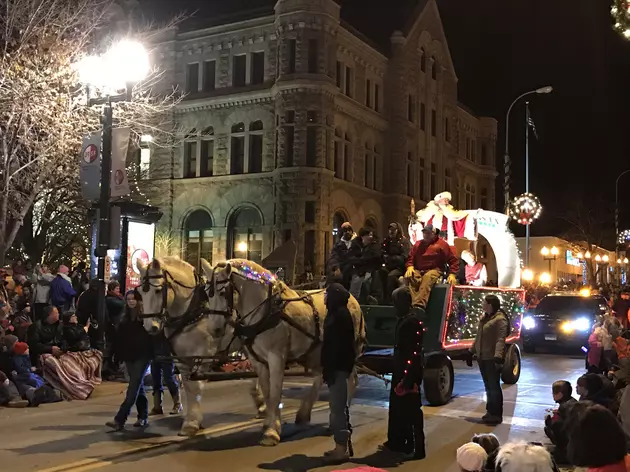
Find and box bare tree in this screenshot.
[560,198,615,287]
[0,0,182,264]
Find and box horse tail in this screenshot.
[355,305,367,358]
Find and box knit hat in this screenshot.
[58,265,69,275]
[341,222,353,231]
[457,442,488,472]
[13,341,29,355]
[0,334,18,352]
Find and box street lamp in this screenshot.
[76,39,149,350]
[595,254,602,262]
[541,246,559,275]
[503,86,553,209]
[585,251,592,259]
[540,272,552,285]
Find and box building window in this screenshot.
[420,102,426,130]
[304,230,315,273]
[200,126,214,177]
[344,133,352,182]
[306,112,318,167]
[139,145,151,179]
[431,58,438,80]
[249,121,263,173]
[465,183,473,208]
[373,145,380,190]
[230,122,245,174]
[184,141,197,178]
[366,79,372,108]
[305,201,315,224]
[364,143,370,187]
[184,210,213,270]
[445,168,452,194]
[408,95,416,123]
[374,84,380,112]
[233,55,246,87]
[481,143,488,165]
[481,187,488,209]
[419,158,425,200]
[288,39,296,73]
[284,111,294,167]
[334,129,342,179]
[430,162,437,197]
[203,61,216,92]
[407,152,414,197]
[444,117,450,142]
[336,61,342,88]
[345,66,352,97]
[186,63,199,93]
[420,48,426,72]
[471,139,476,162]
[229,207,263,263]
[251,51,265,85]
[308,39,318,73]
[431,109,437,137]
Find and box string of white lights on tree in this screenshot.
[611,0,630,39]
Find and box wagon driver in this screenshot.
[392,224,459,316]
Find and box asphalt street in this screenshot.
[0,353,587,472]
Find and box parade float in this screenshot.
[360,192,525,406]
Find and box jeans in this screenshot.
[349,273,371,302]
[151,360,179,398]
[328,370,351,446]
[115,359,150,424]
[479,360,503,417]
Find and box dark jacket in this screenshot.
[75,287,100,326]
[381,224,411,272]
[27,320,65,360]
[321,283,356,382]
[114,314,153,362]
[407,236,459,274]
[393,313,424,389]
[471,310,509,361]
[152,333,173,358]
[50,275,76,311]
[349,238,382,276]
[328,238,353,281]
[63,323,90,352]
[12,354,44,389]
[105,292,125,326]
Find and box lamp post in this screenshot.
[541,246,559,277]
[503,86,553,210]
[76,39,149,350]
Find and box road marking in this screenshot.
[36,404,329,472]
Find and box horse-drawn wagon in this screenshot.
[360,284,525,406]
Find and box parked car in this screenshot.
[522,292,609,353]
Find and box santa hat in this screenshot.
[434,191,452,203]
[13,342,29,355]
[457,442,487,472]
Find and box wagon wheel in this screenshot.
[423,355,454,406]
[501,344,522,384]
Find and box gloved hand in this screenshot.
[465,350,474,367]
[405,266,415,279]
[494,357,504,370]
[447,274,457,285]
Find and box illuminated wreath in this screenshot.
[509,193,542,226]
[619,229,630,245]
[611,0,630,39]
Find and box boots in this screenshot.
[149,393,163,416]
[170,391,183,415]
[323,442,350,464]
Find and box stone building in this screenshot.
[143,0,498,277]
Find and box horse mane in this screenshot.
[152,256,197,281]
[227,259,298,297]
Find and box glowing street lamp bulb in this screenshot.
[541,246,550,257]
[551,246,559,256]
[625,258,629,264]
[618,259,622,264]
[603,255,610,263]
[75,55,103,85]
[106,39,150,84]
[522,269,534,282]
[585,251,591,259]
[237,242,248,253]
[539,272,551,284]
[595,254,602,262]
[577,252,584,259]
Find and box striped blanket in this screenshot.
[41,350,102,400]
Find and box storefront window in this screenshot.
[229,207,263,263]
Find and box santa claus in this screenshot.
[408,191,478,246]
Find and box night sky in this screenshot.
[437,0,630,243]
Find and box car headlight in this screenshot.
[561,317,592,333]
[523,316,536,330]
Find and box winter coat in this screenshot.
[381,229,411,272]
[27,320,65,360]
[349,238,382,276]
[588,329,603,368]
[406,237,459,274]
[471,310,509,361]
[393,312,424,389]
[321,283,356,383]
[328,237,353,285]
[12,354,44,389]
[75,288,100,326]
[33,273,55,305]
[114,314,153,362]
[63,323,90,352]
[105,292,125,326]
[50,275,76,311]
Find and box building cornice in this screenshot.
[335,95,388,132]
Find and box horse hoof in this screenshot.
[260,429,280,446]
[178,422,200,437]
[295,413,311,426]
[256,408,267,419]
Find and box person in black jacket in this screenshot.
[321,283,356,464]
[27,306,65,365]
[75,279,103,349]
[328,222,354,289]
[380,222,411,304]
[106,290,153,431]
[348,228,383,303]
[381,292,426,460]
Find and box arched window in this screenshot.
[333,129,343,179]
[184,128,199,178]
[431,58,438,80]
[231,123,245,174]
[228,207,263,263]
[332,210,349,243]
[200,126,214,177]
[373,145,381,191]
[363,142,371,188]
[420,48,426,73]
[344,133,352,182]
[465,183,473,209]
[249,121,263,173]
[184,210,213,270]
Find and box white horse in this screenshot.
[136,257,266,437]
[201,258,366,446]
